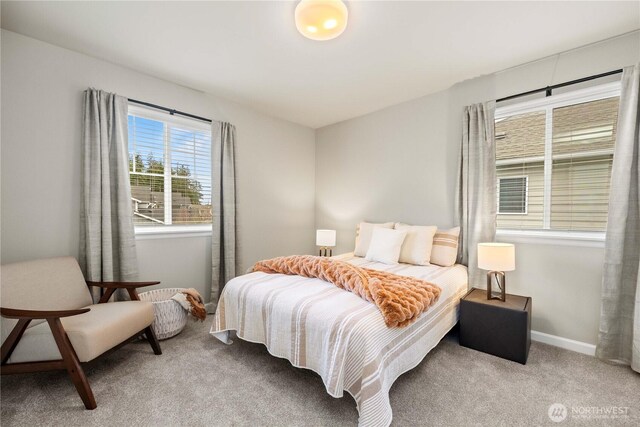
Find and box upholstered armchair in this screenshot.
[1,257,162,409]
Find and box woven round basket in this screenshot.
[138,288,188,340]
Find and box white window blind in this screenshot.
[496,111,545,229]
[128,105,212,226]
[550,98,617,231]
[495,82,620,233]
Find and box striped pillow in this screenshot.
[430,227,460,267]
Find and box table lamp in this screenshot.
[477,243,515,301]
[316,229,336,257]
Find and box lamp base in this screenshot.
[486,271,506,301]
[318,247,332,257]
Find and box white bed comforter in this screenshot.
[211,254,468,427]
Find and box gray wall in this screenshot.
[315,31,640,345]
[1,30,316,300]
[2,28,639,346]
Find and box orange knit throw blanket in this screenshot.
[252,255,441,327]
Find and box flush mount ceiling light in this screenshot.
[295,0,348,41]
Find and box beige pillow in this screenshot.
[354,221,394,257]
[365,228,407,265]
[430,227,461,267]
[394,223,438,265]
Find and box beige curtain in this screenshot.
[210,121,238,312]
[456,101,497,287]
[596,64,640,372]
[79,88,138,301]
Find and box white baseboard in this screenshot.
[531,330,596,356]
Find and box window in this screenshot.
[495,82,620,233]
[128,105,212,229]
[498,176,528,214]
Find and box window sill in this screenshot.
[134,225,212,240]
[496,229,605,248]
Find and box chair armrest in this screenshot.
[0,307,90,320]
[88,281,160,303]
[86,281,160,289]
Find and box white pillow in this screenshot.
[354,221,394,257]
[394,223,438,265]
[365,228,407,265]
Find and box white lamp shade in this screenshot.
[477,243,515,272]
[316,229,336,247]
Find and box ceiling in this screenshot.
[2,1,639,128]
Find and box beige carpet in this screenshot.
[1,321,639,426]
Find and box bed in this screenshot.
[210,253,468,427]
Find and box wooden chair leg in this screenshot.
[127,290,162,356]
[47,318,97,410]
[143,326,162,355]
[1,319,31,365]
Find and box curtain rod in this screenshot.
[127,98,212,123]
[496,68,623,103]
[130,68,624,118]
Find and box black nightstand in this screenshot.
[459,288,531,364]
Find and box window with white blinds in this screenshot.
[128,105,212,227]
[495,82,620,233]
